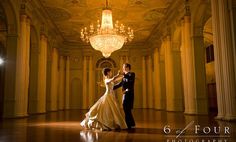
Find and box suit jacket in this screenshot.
[113,72,135,109]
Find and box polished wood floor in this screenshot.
[0,109,236,142]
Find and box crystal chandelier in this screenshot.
[80,0,134,58]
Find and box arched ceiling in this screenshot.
[204,17,213,45]
[40,0,174,45]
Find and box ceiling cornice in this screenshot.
[30,0,64,42]
[146,0,185,48]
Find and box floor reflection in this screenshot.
[0,109,235,142]
[79,130,99,142]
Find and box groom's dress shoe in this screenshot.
[131,123,135,127]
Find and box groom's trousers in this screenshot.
[123,105,135,128]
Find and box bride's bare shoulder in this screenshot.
[105,78,113,84]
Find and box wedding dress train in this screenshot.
[80,79,127,130]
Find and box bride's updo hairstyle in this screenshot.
[102,68,111,76]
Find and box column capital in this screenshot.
[166,35,171,41]
[26,17,31,25]
[83,55,90,61]
[172,42,181,52]
[184,0,191,16]
[146,55,152,60]
[154,47,160,54]
[40,23,48,36]
[20,14,28,22]
[192,26,204,37]
[59,55,65,59]
[20,2,33,20]
[142,56,147,60]
[184,14,191,23]
[40,34,48,41]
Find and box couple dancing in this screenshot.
[81,63,135,130]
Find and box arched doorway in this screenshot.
[0,5,7,118]
[95,58,118,101]
[0,0,18,118]
[203,17,218,114]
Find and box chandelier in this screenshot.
[80,0,134,58]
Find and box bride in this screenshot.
[80,68,127,130]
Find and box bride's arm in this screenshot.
[106,71,123,83]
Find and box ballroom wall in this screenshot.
[0,0,236,121]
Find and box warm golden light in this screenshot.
[80,3,134,58]
[101,9,113,30]
[0,57,4,65]
[89,34,125,58]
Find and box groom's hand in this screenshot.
[117,70,124,76]
[122,89,129,94]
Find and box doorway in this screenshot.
[204,17,218,115]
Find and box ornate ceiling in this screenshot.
[40,0,174,45]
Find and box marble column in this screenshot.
[58,56,65,110]
[49,48,59,111]
[65,56,70,109]
[180,19,189,113]
[153,48,163,110]
[184,14,197,114]
[211,0,225,119]
[82,56,88,109]
[192,27,208,114]
[24,18,31,110]
[164,36,175,111]
[14,14,29,117]
[165,36,184,111]
[159,43,166,110]
[88,56,95,107]
[142,56,147,108]
[213,0,236,120]
[229,1,236,77]
[147,55,153,108]
[37,34,48,113]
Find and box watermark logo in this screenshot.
[163,121,231,142]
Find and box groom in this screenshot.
[114,63,135,129]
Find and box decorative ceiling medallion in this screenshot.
[46,7,71,21]
[64,0,87,7]
[85,8,126,21]
[40,0,175,45]
[144,8,166,21]
[128,0,148,7]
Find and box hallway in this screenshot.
[0,109,235,142]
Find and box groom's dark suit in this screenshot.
[114,72,135,128]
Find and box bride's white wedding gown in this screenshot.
[80,78,127,130]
